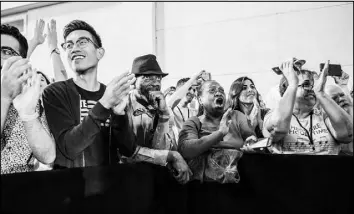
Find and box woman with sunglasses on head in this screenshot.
[227,76,269,139]
[263,60,353,155]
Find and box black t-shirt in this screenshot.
[74,83,112,165]
[75,83,110,127]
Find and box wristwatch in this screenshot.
[50,48,60,56]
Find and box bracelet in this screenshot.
[50,48,60,56]
[20,112,39,122]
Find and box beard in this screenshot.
[139,83,161,105]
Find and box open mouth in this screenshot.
[215,97,224,106]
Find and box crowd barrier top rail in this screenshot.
[1,153,352,214]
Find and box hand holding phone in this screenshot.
[320,63,342,77]
[201,71,211,81]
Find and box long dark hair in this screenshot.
[226,76,262,112]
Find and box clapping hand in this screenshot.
[1,56,32,102]
[100,71,136,110]
[13,68,41,116]
[218,108,233,136]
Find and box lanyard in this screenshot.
[176,106,189,122]
[292,112,314,147]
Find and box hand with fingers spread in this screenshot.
[1,56,32,101]
[314,60,329,94]
[333,70,350,86]
[218,108,233,136]
[47,19,58,52]
[280,59,299,87]
[168,151,193,184]
[32,19,47,46]
[13,69,41,116]
[149,91,169,114]
[99,72,136,110]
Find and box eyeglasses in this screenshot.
[1,47,20,59]
[61,37,99,51]
[141,75,162,81]
[298,82,313,90]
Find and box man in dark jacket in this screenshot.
[43,20,136,168]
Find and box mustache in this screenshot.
[304,90,315,96]
[146,85,160,91]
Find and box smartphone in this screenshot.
[201,72,211,81]
[319,63,342,77]
[248,138,271,149]
[272,67,283,75]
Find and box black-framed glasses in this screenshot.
[61,37,99,51]
[298,82,313,90]
[1,47,20,59]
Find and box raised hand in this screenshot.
[46,19,58,51]
[99,72,136,109]
[13,68,41,116]
[32,19,47,46]
[314,60,329,93]
[218,108,233,136]
[333,70,350,86]
[1,56,32,101]
[280,59,299,87]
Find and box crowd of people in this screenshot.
[1,19,353,184]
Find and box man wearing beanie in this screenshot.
[115,54,192,184]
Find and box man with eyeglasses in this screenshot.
[42,20,136,169]
[1,24,56,174]
[263,60,353,155]
[115,54,192,184]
